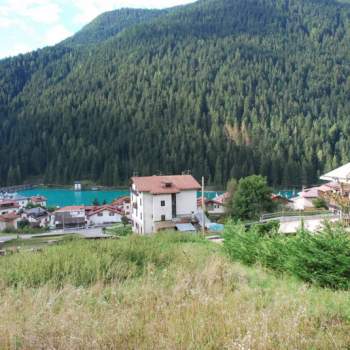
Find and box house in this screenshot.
[0,213,21,231]
[87,205,122,226]
[271,194,293,207]
[131,175,201,234]
[23,207,51,228]
[112,196,131,217]
[290,187,320,210]
[197,195,227,216]
[29,195,47,207]
[11,194,30,208]
[0,200,20,215]
[52,206,86,229]
[320,163,350,184]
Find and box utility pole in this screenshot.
[202,176,205,236]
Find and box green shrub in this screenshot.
[312,197,328,210]
[224,221,350,290]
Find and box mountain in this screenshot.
[1,0,350,187]
[63,8,168,47]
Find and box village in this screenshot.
[1,162,350,252]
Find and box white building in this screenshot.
[29,196,47,207]
[0,213,21,231]
[290,187,319,210]
[87,205,122,226]
[112,196,131,218]
[131,175,201,234]
[0,200,20,215]
[52,206,86,229]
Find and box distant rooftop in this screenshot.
[131,175,201,194]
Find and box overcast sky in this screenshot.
[0,0,196,59]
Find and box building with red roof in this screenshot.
[111,196,131,217]
[0,200,20,215]
[0,213,21,231]
[131,175,201,234]
[87,205,122,226]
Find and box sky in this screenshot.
[0,0,195,59]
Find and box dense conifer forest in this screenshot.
[1,0,350,187]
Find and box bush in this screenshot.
[312,197,328,210]
[106,224,132,237]
[224,221,350,289]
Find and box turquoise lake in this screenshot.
[19,188,223,208]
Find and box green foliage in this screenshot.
[106,223,132,237]
[312,197,328,210]
[229,175,275,220]
[0,232,204,288]
[121,215,129,226]
[92,198,100,206]
[224,221,350,289]
[1,0,350,186]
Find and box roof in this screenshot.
[317,182,340,192]
[31,195,47,202]
[25,207,48,218]
[0,200,19,208]
[87,205,122,217]
[112,196,130,206]
[55,206,85,213]
[0,213,20,222]
[132,175,201,194]
[299,187,320,198]
[320,163,350,183]
[214,192,229,204]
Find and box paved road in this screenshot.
[1,227,105,243]
[279,217,339,233]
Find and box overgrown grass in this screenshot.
[224,221,350,289]
[1,232,350,349]
[0,232,207,289]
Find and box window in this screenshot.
[98,213,103,217]
[140,213,142,220]
[161,200,165,207]
[109,212,114,216]
[161,215,166,221]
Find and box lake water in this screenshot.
[19,188,223,208]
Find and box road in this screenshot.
[0,227,106,244]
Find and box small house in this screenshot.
[0,200,20,215]
[0,213,21,232]
[52,206,86,229]
[87,205,122,226]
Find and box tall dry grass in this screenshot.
[1,233,350,349]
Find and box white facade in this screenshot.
[291,196,315,211]
[0,217,21,231]
[208,202,226,215]
[0,206,20,215]
[88,209,122,226]
[131,185,198,235]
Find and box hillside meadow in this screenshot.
[1,233,350,349]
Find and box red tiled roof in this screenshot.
[55,206,85,213]
[0,213,20,222]
[0,200,19,208]
[31,195,47,203]
[214,192,229,204]
[132,175,201,194]
[87,205,122,217]
[112,196,130,206]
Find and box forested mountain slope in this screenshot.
[1,0,350,187]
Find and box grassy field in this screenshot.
[1,233,350,349]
